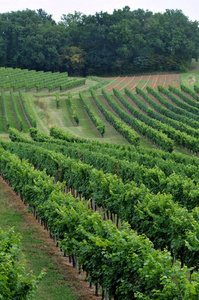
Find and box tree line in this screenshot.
[0,7,198,75]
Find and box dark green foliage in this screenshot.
[0,8,198,75]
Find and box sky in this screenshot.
[0,0,198,23]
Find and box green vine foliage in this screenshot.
[0,227,43,299]
[79,91,105,136]
[91,89,140,146]
[102,89,174,152]
[3,135,199,269]
[146,86,199,129]
[0,147,199,298]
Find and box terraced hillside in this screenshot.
[1,67,199,154]
[101,74,180,92]
[2,65,199,299]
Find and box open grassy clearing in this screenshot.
[181,62,199,88]
[31,89,130,144]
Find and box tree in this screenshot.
[62,46,86,75]
[0,7,198,74]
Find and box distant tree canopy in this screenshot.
[0,7,198,75]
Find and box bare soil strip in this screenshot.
[105,74,181,92]
[106,77,127,92]
[118,76,135,90]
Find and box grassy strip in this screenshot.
[19,90,36,127]
[0,177,79,300]
[11,90,30,132]
[181,62,199,88]
[2,90,18,129]
[0,93,6,133]
[24,92,49,133]
[68,92,79,125]
[79,92,105,136]
[83,94,130,144]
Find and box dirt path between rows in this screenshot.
[0,176,100,300]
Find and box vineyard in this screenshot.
[1,66,199,299]
[101,74,180,92]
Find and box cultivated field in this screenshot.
[101,74,180,92]
[1,65,199,299]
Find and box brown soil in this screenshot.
[127,76,143,91]
[105,74,181,92]
[0,176,100,300]
[106,77,126,92]
[117,76,135,91]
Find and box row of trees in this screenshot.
[0,8,198,75]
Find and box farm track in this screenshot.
[79,98,103,138]
[0,176,100,300]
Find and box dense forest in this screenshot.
[0,7,198,76]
